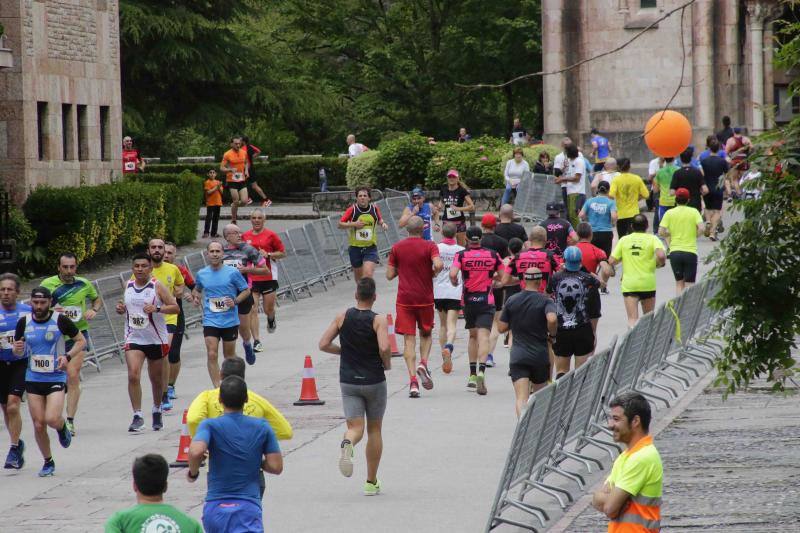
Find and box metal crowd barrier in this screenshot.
[487,278,724,531]
[513,173,564,224]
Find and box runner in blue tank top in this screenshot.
[590,128,612,172]
[399,187,439,241]
[12,286,85,477]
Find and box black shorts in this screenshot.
[593,162,605,172]
[227,181,247,191]
[434,299,461,312]
[251,280,279,295]
[703,191,723,210]
[509,361,550,384]
[617,218,634,238]
[463,303,495,330]
[0,359,27,404]
[168,331,183,364]
[25,381,67,396]
[669,251,698,283]
[238,294,255,315]
[126,343,169,361]
[504,284,522,302]
[587,287,601,319]
[553,324,595,357]
[492,288,505,312]
[622,290,656,300]
[203,325,239,342]
[591,231,614,258]
[167,324,177,334]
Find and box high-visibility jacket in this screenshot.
[607,435,663,532]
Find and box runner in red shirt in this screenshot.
[122,136,145,174]
[386,216,443,398]
[575,222,616,336]
[242,209,286,353]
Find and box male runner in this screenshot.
[658,188,704,295]
[479,213,509,368]
[724,127,752,200]
[339,187,388,282]
[503,226,560,293]
[399,188,438,241]
[450,226,504,395]
[13,287,85,477]
[122,136,145,174]
[243,209,286,347]
[241,135,271,207]
[495,204,528,243]
[192,242,251,387]
[117,253,179,432]
[539,202,577,257]
[41,252,102,435]
[221,136,250,224]
[163,242,196,400]
[433,223,463,374]
[222,224,269,364]
[0,273,31,469]
[386,216,442,398]
[579,180,618,258]
[319,278,391,495]
[590,128,612,172]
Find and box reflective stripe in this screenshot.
[631,495,662,507]
[610,511,660,531]
[302,367,315,379]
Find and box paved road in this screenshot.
[2,212,720,532]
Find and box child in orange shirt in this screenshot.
[203,169,223,238]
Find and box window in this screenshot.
[641,0,657,7]
[37,102,48,161]
[793,95,800,115]
[61,104,74,161]
[99,105,110,161]
[77,105,88,161]
[775,85,800,123]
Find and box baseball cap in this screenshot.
[675,187,690,200]
[446,169,460,178]
[563,246,583,272]
[481,213,497,228]
[466,226,482,243]
[733,127,742,134]
[597,181,610,193]
[546,201,562,214]
[30,286,52,300]
[411,187,424,198]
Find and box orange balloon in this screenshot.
[644,110,692,158]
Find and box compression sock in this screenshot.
[470,362,477,376]
[67,417,74,424]
[479,363,486,374]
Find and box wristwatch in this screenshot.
[65,354,73,363]
[155,305,162,314]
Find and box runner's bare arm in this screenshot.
[432,256,444,276]
[85,296,102,320]
[233,288,251,306]
[398,207,413,228]
[64,330,86,367]
[187,440,208,481]
[385,263,398,280]
[149,281,180,315]
[497,318,509,334]
[449,264,460,286]
[374,315,391,370]
[262,452,283,475]
[460,195,475,213]
[318,313,344,355]
[655,248,667,268]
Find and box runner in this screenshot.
[386,216,442,398]
[122,136,145,174]
[651,156,677,234]
[724,127,752,200]
[243,210,286,349]
[438,169,475,246]
[500,237,525,348]
[503,226,560,293]
[699,139,729,241]
[450,226,504,395]
[398,187,438,241]
[339,187,388,282]
[539,202,577,257]
[41,253,102,436]
[117,253,179,433]
[590,128,612,172]
[163,242,196,401]
[318,277,391,494]
[220,136,249,224]
[434,223,464,374]
[575,223,615,333]
[547,247,600,378]
[0,273,31,469]
[222,224,270,365]
[579,181,617,258]
[497,268,558,416]
[658,188,705,295]
[669,150,708,212]
[12,286,85,476]
[191,242,251,387]
[495,204,528,243]
[609,158,649,238]
[609,214,667,328]
[590,158,619,193]
[241,135,271,207]
[479,213,509,368]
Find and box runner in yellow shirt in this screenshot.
[658,188,704,295]
[609,158,649,238]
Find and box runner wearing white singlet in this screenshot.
[116,253,179,433]
[433,223,463,373]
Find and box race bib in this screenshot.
[128,313,149,329]
[355,227,373,242]
[31,354,55,373]
[61,306,82,323]
[124,161,136,171]
[0,330,15,350]
[224,259,243,268]
[209,297,229,313]
[446,206,460,219]
[232,171,245,182]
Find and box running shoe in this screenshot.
[245,198,254,206]
[364,479,381,496]
[441,344,453,374]
[485,354,495,368]
[65,419,75,436]
[57,423,72,448]
[38,459,55,477]
[4,440,24,470]
[704,222,711,238]
[253,340,264,353]
[467,374,477,390]
[267,317,277,333]
[128,415,145,432]
[161,396,173,412]
[338,440,354,477]
[152,411,163,431]
[416,362,433,390]
[600,287,609,295]
[503,333,510,348]
[476,372,487,396]
[717,221,725,234]
[262,199,273,208]
[409,379,420,398]
[244,342,256,365]
[167,385,177,400]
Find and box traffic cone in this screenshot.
[170,409,191,468]
[387,313,401,357]
[294,356,325,406]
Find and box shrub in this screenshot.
[125,171,203,244]
[7,205,45,275]
[426,136,509,189]
[500,144,561,172]
[345,150,380,189]
[372,132,435,190]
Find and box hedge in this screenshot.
[125,171,203,245]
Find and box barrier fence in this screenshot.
[486,278,725,532]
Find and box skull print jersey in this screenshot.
[546,270,600,330]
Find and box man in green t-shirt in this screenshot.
[609,214,666,328]
[658,188,705,295]
[105,454,202,533]
[650,156,677,234]
[40,252,102,436]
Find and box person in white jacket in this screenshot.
[502,147,530,205]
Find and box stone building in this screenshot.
[0,0,122,203]
[542,0,796,164]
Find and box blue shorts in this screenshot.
[203,499,263,533]
[658,205,673,221]
[65,330,90,351]
[348,245,380,268]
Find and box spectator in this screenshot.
[561,144,586,228]
[534,151,553,174]
[203,169,222,238]
[318,164,329,193]
[122,136,145,175]
[457,127,472,143]
[347,134,368,158]
[509,118,529,146]
[502,147,531,205]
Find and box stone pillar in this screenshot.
[691,0,714,144]
[542,0,567,144]
[746,0,782,133]
[763,22,775,129]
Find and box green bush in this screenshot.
[7,205,45,275]
[345,150,380,189]
[425,136,509,189]
[373,132,435,190]
[125,171,204,244]
[500,144,561,171]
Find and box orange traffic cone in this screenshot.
[294,356,325,406]
[387,313,401,357]
[169,409,191,468]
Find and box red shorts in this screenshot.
[394,304,434,336]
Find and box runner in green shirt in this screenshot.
[608,214,666,328]
[40,252,102,436]
[651,156,677,234]
[105,454,202,533]
[658,188,705,295]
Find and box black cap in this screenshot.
[598,181,610,193]
[30,286,52,299]
[466,226,483,242]
[546,201,562,213]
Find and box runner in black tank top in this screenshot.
[339,308,385,385]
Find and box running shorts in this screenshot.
[0,359,27,403]
[434,299,461,312]
[587,287,601,319]
[237,294,254,315]
[616,218,634,238]
[504,284,522,302]
[669,251,698,283]
[703,191,724,210]
[622,290,656,300]
[340,381,387,420]
[348,245,380,268]
[591,231,613,258]
[251,280,279,295]
[126,343,169,361]
[227,181,247,191]
[202,499,263,533]
[553,324,595,358]
[464,303,495,330]
[203,326,239,342]
[509,361,550,385]
[25,381,67,396]
[395,304,434,336]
